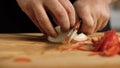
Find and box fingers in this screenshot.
[95,11,110,32]
[73,0,110,34]
[80,12,94,34]
[25,9,47,35]
[99,12,110,31]
[33,4,58,37]
[91,13,99,33]
[74,3,94,34]
[59,0,76,27]
[17,0,47,35]
[100,19,109,31]
[44,0,70,32]
[17,0,76,37]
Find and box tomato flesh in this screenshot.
[93,29,120,56]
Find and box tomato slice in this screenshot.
[104,45,120,56]
[92,29,120,56]
[14,57,31,62]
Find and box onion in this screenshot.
[48,26,88,43]
[73,33,88,41]
[47,26,69,43]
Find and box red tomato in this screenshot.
[14,57,31,62]
[93,29,120,56]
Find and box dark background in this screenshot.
[1,0,39,33]
[0,0,111,33]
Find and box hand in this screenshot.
[16,0,75,37]
[73,0,110,34]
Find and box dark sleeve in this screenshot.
[99,20,111,32]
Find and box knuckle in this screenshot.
[105,14,110,20]
[66,6,74,14]
[102,13,110,20]
[81,5,90,11]
[55,9,65,17]
[61,25,70,32]
[98,10,110,19]
[64,26,69,30]
[87,23,94,28]
[37,15,45,23]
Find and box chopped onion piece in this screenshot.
[73,33,88,41]
[48,26,69,43]
[68,30,78,42]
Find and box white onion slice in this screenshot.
[47,26,69,43]
[48,26,88,43]
[73,33,88,41]
[68,30,78,42]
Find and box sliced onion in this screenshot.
[48,26,88,43]
[68,30,78,42]
[47,26,69,43]
[73,33,88,41]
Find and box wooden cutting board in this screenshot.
[0,33,120,68]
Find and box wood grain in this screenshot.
[0,33,120,68]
